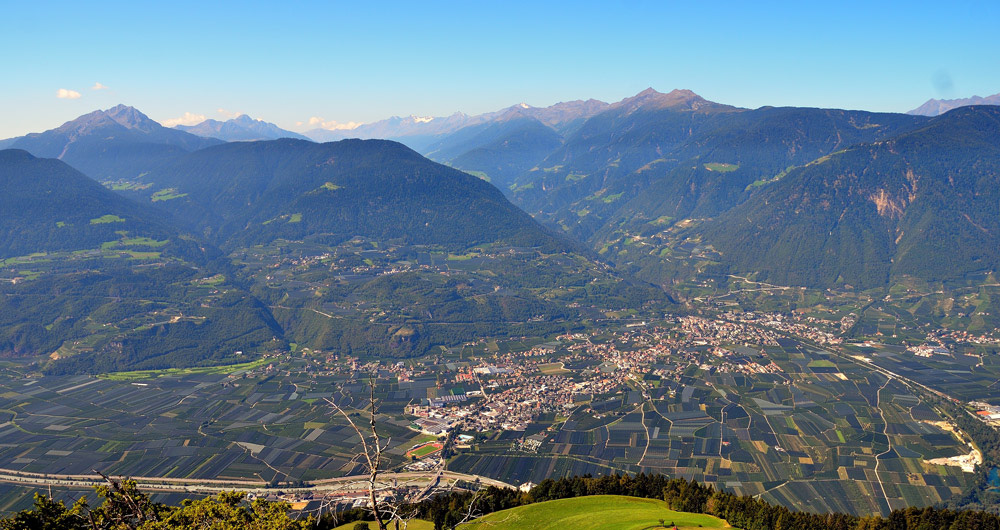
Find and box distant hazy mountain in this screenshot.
[471,98,611,135]
[424,116,564,185]
[505,88,742,222]
[908,93,1000,116]
[176,114,310,141]
[0,105,221,180]
[304,98,610,152]
[449,119,564,184]
[304,113,477,150]
[419,99,615,188]
[609,87,722,113]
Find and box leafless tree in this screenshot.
[82,470,161,529]
[450,487,490,528]
[325,376,391,530]
[326,375,510,530]
[448,483,519,529]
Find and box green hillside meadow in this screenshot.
[466,495,729,530]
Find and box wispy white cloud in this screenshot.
[217,108,244,119]
[162,112,206,127]
[91,82,109,90]
[56,88,82,99]
[307,116,362,130]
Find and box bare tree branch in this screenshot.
[326,374,389,530]
[325,374,503,530]
[448,486,514,529]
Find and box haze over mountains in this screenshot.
[3,86,1000,367]
[301,98,612,150]
[7,87,1000,520]
[0,104,220,181]
[0,115,654,368]
[175,114,309,142]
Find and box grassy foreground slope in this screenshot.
[467,495,729,530]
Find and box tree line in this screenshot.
[13,471,1000,530]
[397,473,1000,530]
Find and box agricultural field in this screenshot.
[703,162,739,173]
[859,343,1000,404]
[466,495,727,530]
[0,289,985,517]
[0,355,434,494]
[445,336,975,516]
[150,188,188,202]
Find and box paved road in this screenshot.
[0,468,514,495]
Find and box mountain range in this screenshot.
[907,92,1000,116]
[399,88,1000,292]
[175,114,309,141]
[0,127,653,368]
[302,99,611,151]
[5,87,1000,524]
[0,105,220,181]
[3,87,1000,369]
[697,106,1000,289]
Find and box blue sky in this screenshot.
[2,0,998,138]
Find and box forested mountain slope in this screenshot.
[0,150,281,372]
[698,105,1000,289]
